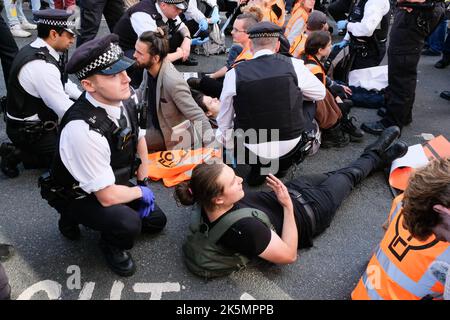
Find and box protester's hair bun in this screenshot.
[175,181,195,206]
[155,27,165,38]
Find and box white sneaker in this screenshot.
[20,21,37,30]
[10,25,31,38]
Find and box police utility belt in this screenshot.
[287,189,317,235]
[6,117,58,134]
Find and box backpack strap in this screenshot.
[207,208,274,244]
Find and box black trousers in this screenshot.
[286,151,380,236]
[198,75,224,98]
[0,12,19,86]
[6,123,57,169]
[382,5,445,128]
[350,41,387,71]
[60,195,167,250]
[77,0,125,47]
[0,263,11,300]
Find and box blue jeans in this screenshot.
[425,18,447,53]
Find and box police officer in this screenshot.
[333,0,391,72]
[182,0,221,39]
[0,0,19,86]
[0,9,81,178]
[361,0,446,135]
[44,34,167,277]
[217,22,326,186]
[114,0,198,87]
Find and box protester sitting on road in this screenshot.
[133,28,213,152]
[284,0,315,58]
[187,7,262,98]
[243,0,286,27]
[352,157,450,300]
[175,127,407,266]
[301,30,364,148]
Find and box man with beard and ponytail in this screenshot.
[133,28,213,152]
[40,34,167,277]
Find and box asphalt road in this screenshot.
[0,9,449,300]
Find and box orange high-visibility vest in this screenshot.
[267,0,286,27]
[232,43,253,68]
[289,32,308,58]
[302,54,326,85]
[285,8,310,58]
[147,148,221,187]
[352,194,450,300]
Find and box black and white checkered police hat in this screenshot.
[247,21,282,39]
[66,34,135,80]
[160,0,188,10]
[33,9,78,35]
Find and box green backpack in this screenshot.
[182,206,273,280]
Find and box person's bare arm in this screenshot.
[95,185,142,207]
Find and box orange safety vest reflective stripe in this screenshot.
[147,148,221,187]
[285,8,310,58]
[352,194,450,300]
[267,0,286,27]
[289,32,307,58]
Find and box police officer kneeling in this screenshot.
[41,34,167,277]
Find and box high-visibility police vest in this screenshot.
[352,194,450,300]
[285,7,310,58]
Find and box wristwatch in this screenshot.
[137,177,150,186]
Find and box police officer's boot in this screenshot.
[0,143,21,178]
[99,240,136,277]
[58,217,81,241]
[340,115,365,142]
[321,123,350,149]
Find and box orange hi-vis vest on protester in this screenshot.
[285,7,310,58]
[266,0,286,27]
[289,32,308,58]
[232,43,253,68]
[352,194,450,300]
[302,54,326,85]
[147,148,221,187]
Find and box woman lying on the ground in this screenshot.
[191,89,220,128]
[175,127,408,264]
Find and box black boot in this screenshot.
[364,126,401,155]
[0,143,20,178]
[321,123,350,149]
[58,217,81,241]
[99,240,136,277]
[380,141,408,167]
[0,244,14,262]
[340,115,365,142]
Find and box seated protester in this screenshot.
[44,34,167,277]
[182,0,221,39]
[133,29,213,152]
[0,9,81,179]
[113,0,197,88]
[302,30,365,147]
[217,22,326,186]
[175,127,408,268]
[352,157,450,300]
[191,89,220,128]
[285,0,315,58]
[187,7,262,98]
[245,0,286,27]
[289,9,329,59]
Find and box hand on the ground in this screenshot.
[342,85,353,97]
[266,174,293,210]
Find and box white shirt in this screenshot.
[130,2,186,37]
[184,0,217,23]
[7,38,82,122]
[59,93,145,193]
[216,49,326,157]
[344,0,390,40]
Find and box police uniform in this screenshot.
[0,9,81,178]
[46,34,167,277]
[217,22,326,185]
[113,0,192,86]
[361,1,446,135]
[344,0,391,71]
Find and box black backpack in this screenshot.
[182,207,273,280]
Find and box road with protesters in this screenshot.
[0,11,449,300]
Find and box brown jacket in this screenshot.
[137,60,213,151]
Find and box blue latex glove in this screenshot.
[137,186,155,218]
[210,6,220,24]
[337,20,348,30]
[191,37,209,46]
[199,18,208,31]
[333,40,349,50]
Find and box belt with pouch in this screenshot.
[288,188,317,235]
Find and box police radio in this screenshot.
[130,85,148,130]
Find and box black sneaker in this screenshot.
[340,116,364,142]
[99,241,136,277]
[0,143,20,178]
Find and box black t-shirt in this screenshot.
[147,72,160,130]
[203,190,314,258]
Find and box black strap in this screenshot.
[288,189,317,235]
[118,108,128,130]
